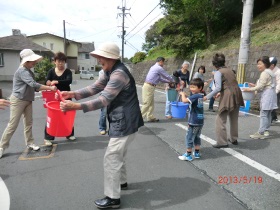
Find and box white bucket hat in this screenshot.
[20,49,43,65]
[90,42,120,59]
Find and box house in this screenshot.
[0,29,53,81]
[78,42,97,72]
[27,32,81,71]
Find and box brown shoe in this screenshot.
[166,116,172,119]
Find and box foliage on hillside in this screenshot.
[200,2,280,57]
[137,0,280,61]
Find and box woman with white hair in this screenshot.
[177,61,190,88]
[0,49,57,158]
[165,61,190,118]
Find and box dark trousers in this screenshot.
[208,88,215,110]
[271,92,280,120]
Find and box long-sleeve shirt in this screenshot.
[206,71,222,99]
[74,69,130,113]
[193,72,204,82]
[248,69,275,92]
[46,68,72,91]
[145,63,174,85]
[272,66,280,93]
[12,66,42,101]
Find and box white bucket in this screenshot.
[240,82,255,101]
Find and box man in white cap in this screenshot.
[270,57,280,123]
[59,42,144,209]
[0,49,57,159]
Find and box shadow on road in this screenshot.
[122,176,211,209]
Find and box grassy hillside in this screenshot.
[196,2,280,58]
[146,3,280,60]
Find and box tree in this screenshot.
[34,58,54,82]
[131,52,146,64]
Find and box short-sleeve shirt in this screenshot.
[187,93,204,126]
[177,69,190,86]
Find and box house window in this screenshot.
[82,67,84,70]
[43,42,46,47]
[85,53,89,59]
[0,53,4,66]
[91,67,94,70]
[50,43,54,50]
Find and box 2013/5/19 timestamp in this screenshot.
[218,176,263,184]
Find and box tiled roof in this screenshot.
[0,35,52,52]
[78,42,95,53]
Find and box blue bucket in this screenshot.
[167,89,177,101]
[171,102,189,118]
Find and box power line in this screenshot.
[125,39,139,51]
[125,3,160,38]
[75,27,117,40]
[126,12,162,41]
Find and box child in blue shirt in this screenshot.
[178,78,204,161]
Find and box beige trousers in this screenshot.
[0,95,34,149]
[215,106,240,145]
[104,133,136,199]
[141,83,156,120]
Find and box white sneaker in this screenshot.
[44,140,53,146]
[249,132,265,139]
[100,130,106,135]
[67,136,76,141]
[27,144,40,151]
[264,131,269,137]
[0,148,4,159]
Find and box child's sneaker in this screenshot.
[194,151,201,159]
[178,153,192,161]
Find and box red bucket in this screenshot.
[42,91,57,108]
[46,101,76,137]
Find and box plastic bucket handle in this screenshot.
[243,82,249,88]
[56,90,65,102]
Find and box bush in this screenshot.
[34,58,54,82]
[131,52,147,64]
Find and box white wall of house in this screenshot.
[77,52,97,71]
[0,51,20,81]
[29,35,79,57]
[29,36,64,53]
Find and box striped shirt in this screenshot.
[74,69,130,113]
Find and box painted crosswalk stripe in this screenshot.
[176,123,280,182]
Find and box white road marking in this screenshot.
[0,177,10,210]
[176,123,280,182]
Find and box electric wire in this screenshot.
[125,3,160,38]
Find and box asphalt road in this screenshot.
[0,75,279,210]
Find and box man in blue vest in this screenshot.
[59,42,144,209]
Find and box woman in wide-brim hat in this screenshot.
[0,49,57,159]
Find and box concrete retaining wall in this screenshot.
[130,43,280,111]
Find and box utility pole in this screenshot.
[63,20,68,68]
[63,20,66,55]
[237,0,254,84]
[118,1,130,62]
